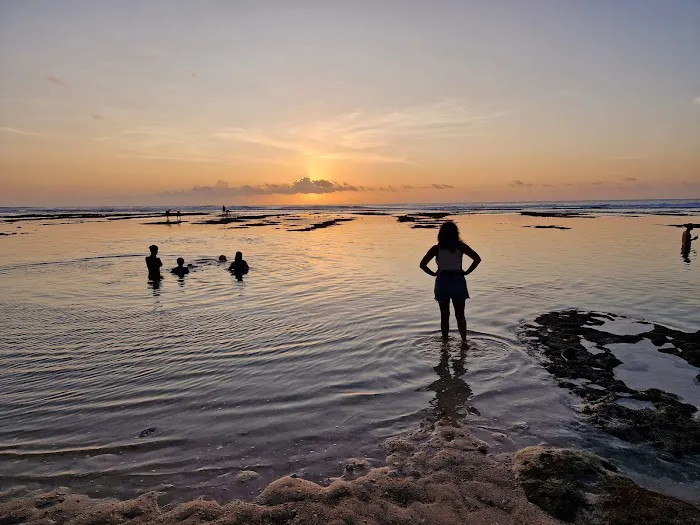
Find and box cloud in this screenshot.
[46,75,70,87]
[214,100,511,164]
[591,181,604,185]
[92,114,105,120]
[542,183,553,187]
[163,177,363,198]
[160,177,457,200]
[510,180,533,187]
[608,155,646,161]
[623,177,636,182]
[694,96,700,105]
[191,72,198,78]
[0,126,39,136]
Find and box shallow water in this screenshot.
[1,207,698,503]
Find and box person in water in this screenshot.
[420,221,481,343]
[229,251,249,281]
[171,257,190,277]
[176,210,182,223]
[681,224,697,258]
[146,244,163,280]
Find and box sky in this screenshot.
[0,0,699,206]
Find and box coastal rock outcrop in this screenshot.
[514,446,700,524]
[519,309,700,457]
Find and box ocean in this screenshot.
[0,199,698,505]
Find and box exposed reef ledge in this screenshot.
[519,309,700,457]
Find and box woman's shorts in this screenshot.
[434,273,469,302]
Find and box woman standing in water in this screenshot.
[420,221,481,343]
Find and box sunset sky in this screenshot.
[1,1,699,206]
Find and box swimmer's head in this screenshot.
[149,244,159,255]
[235,251,243,261]
[218,255,227,262]
[177,257,185,266]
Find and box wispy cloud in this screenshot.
[693,96,700,105]
[608,155,646,161]
[92,114,105,120]
[214,100,511,164]
[510,180,533,187]
[46,75,70,87]
[623,177,637,182]
[0,126,39,136]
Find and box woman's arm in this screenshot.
[419,245,439,276]
[460,243,481,276]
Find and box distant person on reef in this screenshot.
[222,205,228,218]
[229,251,249,281]
[166,209,171,222]
[146,244,163,281]
[682,224,697,258]
[420,221,481,344]
[176,210,182,223]
[171,257,189,277]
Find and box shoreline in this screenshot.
[2,420,698,525]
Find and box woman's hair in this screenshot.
[235,251,243,261]
[437,221,460,252]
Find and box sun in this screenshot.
[301,193,323,202]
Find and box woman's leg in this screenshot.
[453,299,467,342]
[438,300,451,340]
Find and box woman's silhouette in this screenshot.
[420,221,481,343]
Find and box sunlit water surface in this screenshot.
[1,211,698,503]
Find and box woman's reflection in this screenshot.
[422,344,480,422]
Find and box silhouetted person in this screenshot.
[682,224,697,260]
[171,257,189,277]
[176,210,182,223]
[146,244,163,281]
[229,251,249,281]
[165,209,171,222]
[420,221,481,344]
[218,254,227,262]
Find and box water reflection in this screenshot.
[147,278,161,295]
[421,343,480,422]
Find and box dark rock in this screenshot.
[523,225,572,230]
[138,427,156,438]
[519,309,700,456]
[289,218,354,232]
[514,446,700,524]
[521,211,590,218]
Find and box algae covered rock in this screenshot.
[513,446,700,524]
[519,309,700,457]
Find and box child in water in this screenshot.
[171,257,190,277]
[145,244,163,280]
[229,251,249,281]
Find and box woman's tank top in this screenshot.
[436,247,462,272]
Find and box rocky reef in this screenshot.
[519,309,700,457]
